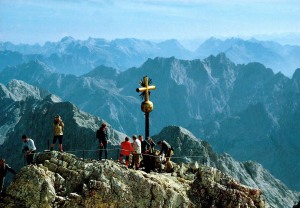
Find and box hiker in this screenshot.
[157,140,174,172]
[51,114,64,152]
[146,137,156,171]
[96,123,109,160]
[0,158,16,194]
[132,135,142,170]
[119,137,133,166]
[146,137,156,153]
[139,135,151,172]
[21,134,37,165]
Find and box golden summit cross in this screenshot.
[136,76,156,113]
[136,76,156,138]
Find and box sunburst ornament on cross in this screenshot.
[136,76,156,138]
[136,76,156,113]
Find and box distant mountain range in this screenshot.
[0,37,192,75]
[194,37,300,77]
[0,79,298,207]
[1,54,300,191]
[1,36,299,76]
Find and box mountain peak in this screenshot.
[1,151,266,207]
[44,94,62,103]
[60,36,75,43]
[157,125,200,142]
[292,68,300,79]
[158,39,184,49]
[83,65,118,79]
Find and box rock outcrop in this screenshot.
[0,151,265,208]
[152,126,300,208]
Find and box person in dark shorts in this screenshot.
[50,114,64,152]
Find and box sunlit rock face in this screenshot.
[1,151,265,208]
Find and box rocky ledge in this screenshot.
[0,151,265,208]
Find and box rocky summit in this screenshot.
[0,151,265,208]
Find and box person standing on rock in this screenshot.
[50,114,64,152]
[119,137,133,166]
[157,140,174,172]
[21,134,37,165]
[0,158,16,194]
[139,135,151,172]
[132,135,142,170]
[146,137,156,172]
[96,123,109,160]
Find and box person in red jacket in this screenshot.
[119,137,133,166]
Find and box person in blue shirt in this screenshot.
[21,134,37,165]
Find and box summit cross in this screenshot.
[136,76,156,138]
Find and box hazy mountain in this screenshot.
[1,54,300,191]
[1,36,299,76]
[0,50,26,70]
[0,80,298,207]
[0,37,192,75]
[195,37,300,77]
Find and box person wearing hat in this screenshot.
[0,158,16,194]
[96,123,109,160]
[51,114,64,152]
[21,134,37,165]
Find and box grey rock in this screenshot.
[2,151,265,208]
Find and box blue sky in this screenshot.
[1,0,300,46]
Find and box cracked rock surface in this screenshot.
[1,151,265,208]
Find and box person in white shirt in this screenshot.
[132,135,142,170]
[21,134,37,165]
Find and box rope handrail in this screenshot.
[25,147,205,160]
